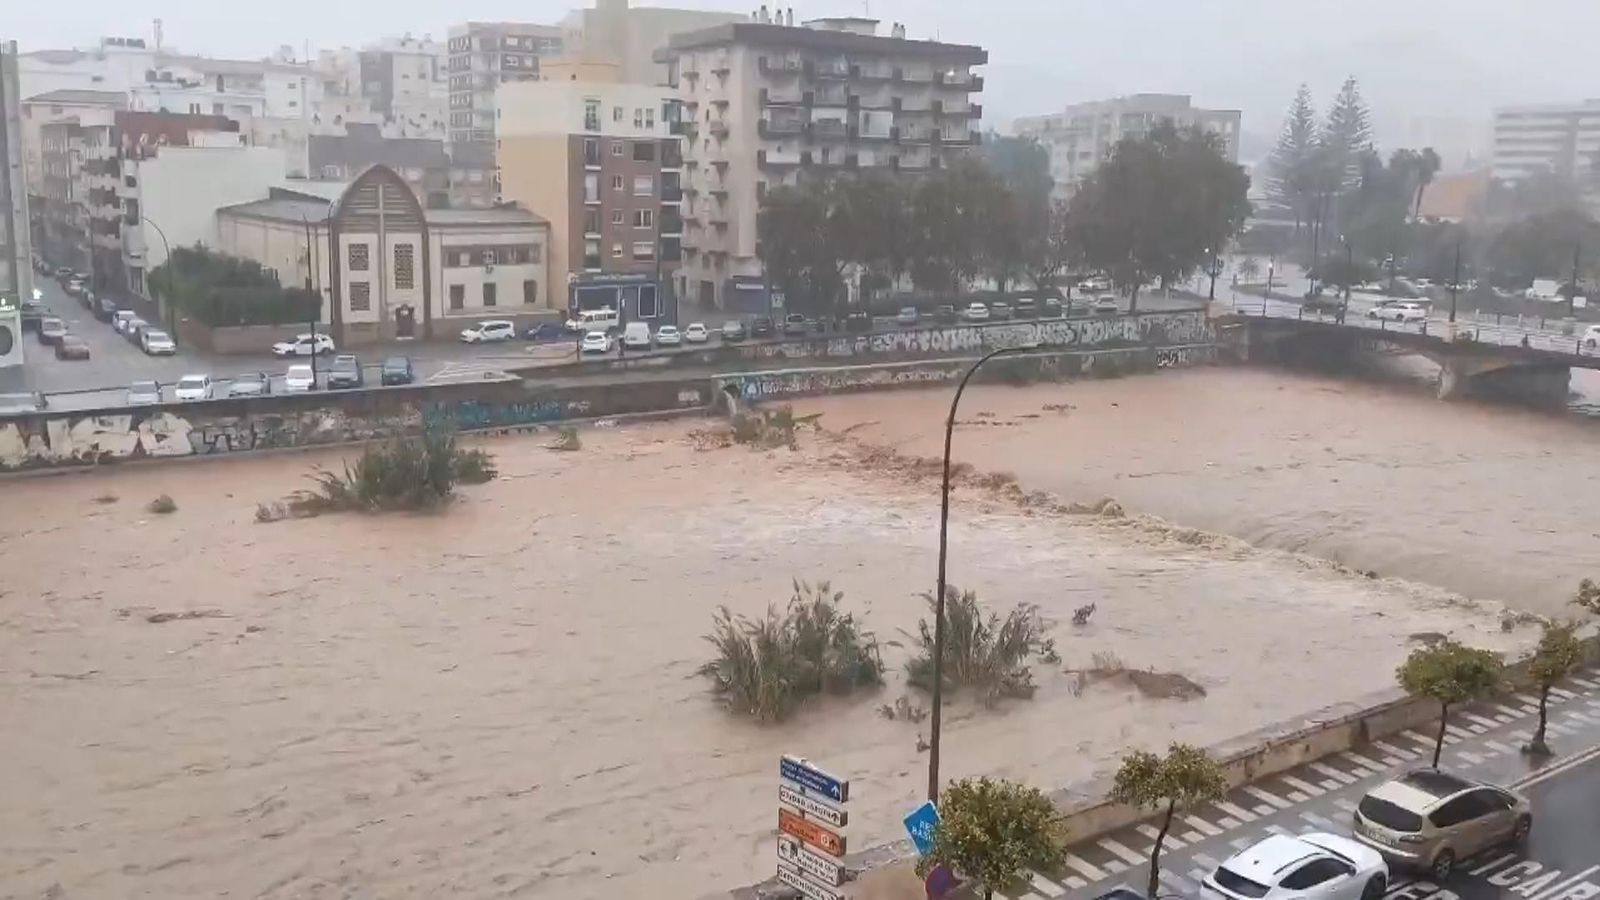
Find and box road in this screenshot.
[994,664,1600,900]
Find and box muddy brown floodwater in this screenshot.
[0,396,1547,899]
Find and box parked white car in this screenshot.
[622,321,653,350]
[126,380,162,405]
[272,333,336,357]
[283,364,316,392]
[963,302,990,322]
[141,329,176,355]
[460,319,517,343]
[1093,294,1121,314]
[655,324,683,347]
[1367,301,1427,323]
[580,330,614,354]
[112,309,138,334]
[1203,833,1388,900]
[173,375,213,402]
[684,322,710,344]
[1582,324,1600,351]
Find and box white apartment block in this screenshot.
[1491,100,1600,183]
[446,22,564,144]
[660,15,986,307]
[1015,93,1241,200]
[558,0,742,86]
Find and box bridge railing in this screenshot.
[1228,300,1600,360]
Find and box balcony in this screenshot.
[896,154,931,171]
[812,58,849,79]
[809,119,848,140]
[671,119,695,136]
[584,145,601,168]
[711,56,731,75]
[681,67,700,80]
[759,55,803,76]
[758,149,803,168]
[661,141,683,169]
[662,184,684,203]
[894,67,934,84]
[853,64,894,82]
[709,120,730,138]
[659,210,684,235]
[936,71,983,91]
[759,118,804,138]
[813,86,848,106]
[761,87,805,106]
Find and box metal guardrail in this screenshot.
[1228,300,1600,360]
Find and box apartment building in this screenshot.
[659,15,986,307]
[1015,94,1241,200]
[2,40,33,312]
[496,70,682,319]
[446,22,563,144]
[1491,100,1600,183]
[37,116,120,285]
[559,0,742,85]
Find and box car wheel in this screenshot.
[1512,814,1532,844]
[1362,875,1387,900]
[1431,849,1455,881]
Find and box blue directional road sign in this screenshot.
[903,801,941,856]
[780,755,850,804]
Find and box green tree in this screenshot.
[837,172,912,299]
[1485,208,1600,288]
[1396,640,1505,767]
[1320,76,1374,197]
[1025,200,1078,292]
[920,777,1067,900]
[1525,621,1586,756]
[1577,578,1600,616]
[908,157,999,297]
[1237,256,1262,282]
[1410,148,1442,221]
[1268,84,1321,233]
[1070,122,1251,311]
[1110,743,1227,898]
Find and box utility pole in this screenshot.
[1571,242,1581,320]
[1308,196,1322,297]
[1449,239,1461,324]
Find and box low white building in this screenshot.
[217,165,551,344]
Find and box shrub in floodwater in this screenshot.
[548,426,582,452]
[698,580,884,722]
[730,405,813,449]
[906,587,1051,706]
[147,494,177,514]
[296,427,497,513]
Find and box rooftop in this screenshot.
[23,89,129,107]
[217,194,335,223]
[219,191,546,228]
[664,22,986,63]
[426,206,547,227]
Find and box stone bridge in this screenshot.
[1219,310,1598,404]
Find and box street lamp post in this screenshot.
[927,341,1043,804]
[1205,249,1220,301]
[1570,243,1581,320]
[1449,240,1462,324]
[142,217,175,348]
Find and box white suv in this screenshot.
[460,320,517,343]
[272,333,336,357]
[1367,301,1427,323]
[1582,324,1600,351]
[1204,833,1388,900]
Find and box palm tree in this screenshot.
[1412,148,1442,222]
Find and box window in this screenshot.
[584,137,599,166]
[1357,796,1422,833]
[632,241,655,260]
[1430,795,1487,829]
[611,174,624,192]
[349,281,372,311]
[449,284,465,310]
[611,209,625,226]
[612,140,624,157]
[613,105,624,122]
[529,244,542,263]
[1280,860,1351,891]
[523,279,538,304]
[212,102,224,115]
[188,102,201,114]
[632,141,656,162]
[637,284,659,318]
[633,209,654,229]
[584,173,600,203]
[468,170,484,184]
[634,108,644,128]
[394,243,415,289]
[483,282,497,307]
[348,243,369,271]
[645,108,655,128]
[632,175,654,197]
[457,250,473,266]
[585,208,602,234]
[482,249,498,265]
[584,98,601,131]
[612,243,623,259]
[1212,868,1270,899]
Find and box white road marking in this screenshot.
[1100,837,1147,866]
[1491,713,1517,725]
[1218,816,1241,829]
[1308,761,1358,785]
[1332,798,1358,813]
[1214,801,1258,823]
[1546,722,1572,736]
[1462,713,1501,730]
[1103,859,1128,875]
[1194,853,1222,871]
[1343,751,1387,771]
[1371,740,1417,760]
[1287,791,1308,803]
[1228,836,1253,850]
[1282,775,1326,797]
[1183,831,1204,844]
[1456,750,1486,765]
[1494,703,1528,719]
[1485,740,1517,754]
[1264,824,1290,836]
[1402,730,1438,749]
[1063,853,1107,881]
[1137,823,1184,849]
[1564,710,1597,725]
[1183,815,1224,836]
[1550,686,1577,700]
[1443,724,1471,742]
[1029,872,1066,897]
[1241,781,1292,810]
[1163,874,1197,895]
[1064,875,1088,890]
[1510,729,1533,741]
[1300,811,1338,830]
[1569,676,1598,689]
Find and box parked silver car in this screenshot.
[1351,769,1531,880]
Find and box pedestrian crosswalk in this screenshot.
[992,666,1600,900]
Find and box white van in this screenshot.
[622,321,653,350]
[566,307,619,333]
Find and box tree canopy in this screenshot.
[1110,743,1227,897]
[921,777,1067,900]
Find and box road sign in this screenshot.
[924,864,958,898]
[780,755,850,803]
[780,783,848,828]
[780,807,846,857]
[903,801,941,856]
[777,861,843,900]
[778,835,845,886]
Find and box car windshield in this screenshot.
[145,331,169,341]
[383,358,408,370]
[178,378,206,390]
[130,381,158,394]
[1359,795,1425,832]
[333,357,357,370]
[1213,867,1271,898]
[288,366,311,377]
[235,373,263,385]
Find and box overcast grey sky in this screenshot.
[9,0,1600,158]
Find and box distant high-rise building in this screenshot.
[446,21,564,144]
[1490,100,1600,183]
[1015,94,1241,200]
[2,40,37,310]
[658,15,986,308]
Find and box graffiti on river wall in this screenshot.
[723,364,966,402]
[738,312,1214,361]
[427,397,598,432]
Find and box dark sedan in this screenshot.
[326,355,365,390]
[750,315,776,338]
[381,356,415,386]
[37,317,66,345]
[54,335,91,360]
[94,294,119,321]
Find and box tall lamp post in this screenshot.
[142,217,175,348]
[1570,242,1581,320]
[1204,248,1221,301]
[1449,240,1462,324]
[927,341,1042,803]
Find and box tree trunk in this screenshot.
[1129,284,1140,314]
[1432,702,1450,768]
[1530,684,1552,755]
[1147,800,1174,898]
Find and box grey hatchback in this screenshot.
[1351,769,1531,881]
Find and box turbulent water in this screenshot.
[799,364,1600,617]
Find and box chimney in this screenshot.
[153,18,164,51]
[786,8,794,25]
[759,4,769,23]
